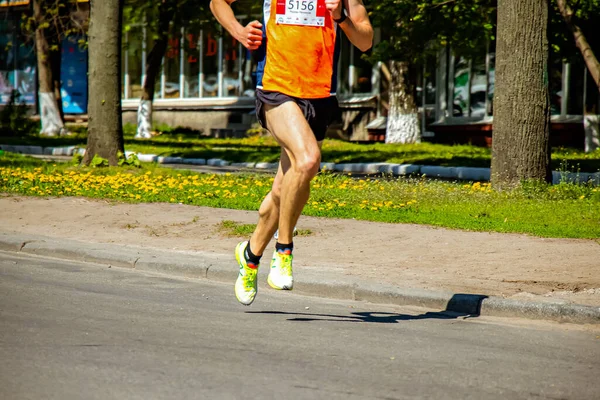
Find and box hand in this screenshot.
[325,0,343,20]
[237,20,263,50]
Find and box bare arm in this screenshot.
[326,0,373,52]
[210,0,263,50]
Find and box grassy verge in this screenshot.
[1,124,599,171]
[218,220,259,237]
[217,220,312,238]
[1,152,599,239]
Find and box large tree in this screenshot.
[491,0,551,189]
[83,0,124,166]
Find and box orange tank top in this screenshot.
[256,0,341,99]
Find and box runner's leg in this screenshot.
[249,148,290,256]
[263,101,321,245]
[250,139,323,255]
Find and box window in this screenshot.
[184,30,200,98]
[452,56,469,117]
[0,17,35,105]
[125,25,145,99]
[350,46,372,94]
[222,30,242,97]
[469,54,488,118]
[163,30,182,98]
[118,15,271,100]
[202,29,219,97]
[337,35,374,96]
[549,57,563,115]
[61,36,88,114]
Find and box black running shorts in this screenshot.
[255,89,339,142]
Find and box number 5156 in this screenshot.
[288,0,315,11]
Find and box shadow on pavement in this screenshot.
[246,310,475,323]
[247,294,489,323]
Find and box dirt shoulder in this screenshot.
[2,195,599,306]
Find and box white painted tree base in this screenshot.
[39,92,67,136]
[135,100,153,139]
[385,113,420,144]
[584,115,599,153]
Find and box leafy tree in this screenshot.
[124,0,213,139]
[21,0,86,136]
[552,0,600,151]
[369,0,496,143]
[552,0,600,91]
[371,0,599,173]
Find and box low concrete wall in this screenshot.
[121,109,257,137]
[121,98,257,137]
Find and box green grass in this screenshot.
[218,220,258,237]
[2,123,599,172]
[1,152,599,239]
[216,220,314,238]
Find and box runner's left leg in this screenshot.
[249,148,290,257]
[250,141,323,256]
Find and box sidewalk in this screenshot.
[1,195,599,323]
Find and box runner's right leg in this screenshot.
[263,102,321,245]
[263,102,321,290]
[234,150,288,305]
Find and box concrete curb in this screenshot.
[2,143,599,184]
[1,232,598,324]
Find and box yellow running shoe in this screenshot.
[234,241,259,305]
[267,249,293,290]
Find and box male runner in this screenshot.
[210,0,373,305]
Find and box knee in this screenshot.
[295,152,321,178]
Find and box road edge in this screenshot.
[1,232,598,324]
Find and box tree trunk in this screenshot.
[584,114,599,152]
[84,0,125,166]
[136,0,175,139]
[556,0,600,92]
[385,60,420,144]
[491,0,551,189]
[34,0,66,137]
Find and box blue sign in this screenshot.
[61,37,88,114]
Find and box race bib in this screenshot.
[276,0,327,27]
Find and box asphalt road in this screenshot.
[1,251,599,400]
